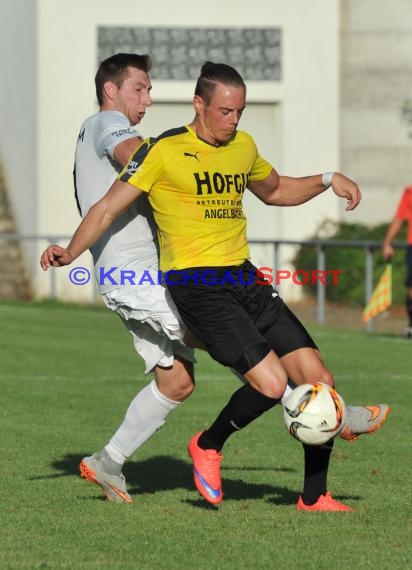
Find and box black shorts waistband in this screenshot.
[164,261,264,287]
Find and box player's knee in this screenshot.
[155,360,195,402]
[155,376,195,402]
[258,377,287,399]
[173,375,195,401]
[318,369,334,387]
[245,364,288,399]
[300,368,334,387]
[295,360,334,387]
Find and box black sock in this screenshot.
[198,383,280,451]
[406,296,412,326]
[301,439,334,505]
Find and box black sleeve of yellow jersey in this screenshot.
[118,136,158,182]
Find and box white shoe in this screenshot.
[79,453,133,504]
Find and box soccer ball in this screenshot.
[283,382,346,445]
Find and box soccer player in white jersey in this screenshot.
[74,53,195,503]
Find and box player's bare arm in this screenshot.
[40,179,143,270]
[382,217,403,259]
[113,137,144,166]
[248,170,361,211]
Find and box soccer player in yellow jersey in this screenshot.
[41,62,389,511]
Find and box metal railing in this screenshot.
[249,238,406,332]
[0,234,407,331]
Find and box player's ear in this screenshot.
[193,95,204,116]
[103,80,117,102]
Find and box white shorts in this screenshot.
[102,284,195,373]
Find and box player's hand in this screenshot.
[330,173,362,211]
[40,245,74,270]
[382,243,394,261]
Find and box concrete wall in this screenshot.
[340,0,412,224]
[0,0,38,271]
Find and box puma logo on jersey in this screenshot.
[184,151,200,161]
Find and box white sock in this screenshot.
[281,382,293,406]
[105,380,180,465]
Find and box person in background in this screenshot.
[382,185,412,338]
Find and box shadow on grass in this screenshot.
[40,453,301,505]
[265,492,363,507]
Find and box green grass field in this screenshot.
[0,301,410,569]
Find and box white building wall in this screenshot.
[341,0,412,225]
[0,0,38,263]
[2,0,341,301]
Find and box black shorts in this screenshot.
[167,260,317,374]
[406,245,412,287]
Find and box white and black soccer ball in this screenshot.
[283,382,346,445]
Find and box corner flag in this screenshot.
[362,264,392,322]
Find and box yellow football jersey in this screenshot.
[119,125,272,271]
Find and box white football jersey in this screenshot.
[74,111,159,293]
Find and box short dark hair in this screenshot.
[95,53,152,105]
[194,61,246,105]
